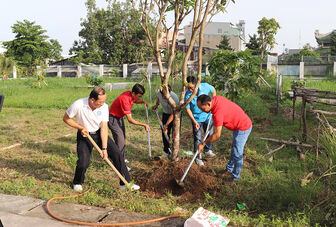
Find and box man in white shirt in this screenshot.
[63,87,139,192]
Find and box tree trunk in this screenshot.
[171,110,181,160]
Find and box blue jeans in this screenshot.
[226,126,252,180]
[192,119,213,158]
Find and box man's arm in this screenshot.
[63,113,88,137]
[125,113,150,131]
[212,87,216,97]
[197,126,222,153]
[100,122,109,159]
[152,97,160,110]
[163,113,174,133]
[186,108,200,130]
[135,99,149,107]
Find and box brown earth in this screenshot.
[133,158,219,203]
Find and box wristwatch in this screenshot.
[102,148,107,151]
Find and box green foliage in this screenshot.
[208,50,261,100]
[4,20,62,70]
[70,0,153,65]
[216,35,233,50]
[331,33,336,56]
[0,55,15,79]
[245,34,261,55]
[236,93,269,121]
[85,74,103,86]
[284,47,320,63]
[257,17,280,58]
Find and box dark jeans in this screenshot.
[73,130,130,186]
[192,119,213,158]
[108,114,126,159]
[162,113,173,154]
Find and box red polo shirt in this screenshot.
[211,96,252,131]
[109,91,134,117]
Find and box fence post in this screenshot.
[13,66,17,79]
[123,64,127,78]
[57,66,62,78]
[77,65,82,78]
[99,64,104,77]
[299,62,304,80]
[333,62,336,77]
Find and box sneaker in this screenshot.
[160,152,169,158]
[205,150,216,158]
[125,159,129,164]
[73,184,83,192]
[119,184,140,191]
[195,158,204,166]
[127,166,131,171]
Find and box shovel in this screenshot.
[176,116,212,187]
[145,105,152,159]
[154,109,172,156]
[87,134,131,189]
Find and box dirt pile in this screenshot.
[134,158,219,203]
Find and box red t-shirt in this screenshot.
[109,91,134,118]
[211,96,252,131]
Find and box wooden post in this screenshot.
[316,117,320,160]
[292,90,296,120]
[302,96,307,141]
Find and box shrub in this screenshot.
[236,93,269,121]
[85,74,103,86]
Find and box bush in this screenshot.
[85,74,103,86]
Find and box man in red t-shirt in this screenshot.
[196,94,252,184]
[108,84,150,165]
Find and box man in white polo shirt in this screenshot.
[63,87,139,192]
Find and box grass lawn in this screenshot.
[0,76,335,226]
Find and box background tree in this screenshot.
[0,55,15,80]
[245,34,261,55]
[217,35,233,50]
[4,19,62,76]
[132,0,234,159]
[331,33,336,56]
[284,47,320,64]
[70,0,153,65]
[257,17,280,61]
[208,50,260,101]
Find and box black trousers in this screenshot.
[73,130,130,186]
[162,113,173,154]
[108,115,126,159]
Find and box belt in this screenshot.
[89,130,99,135]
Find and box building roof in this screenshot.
[315,29,336,44]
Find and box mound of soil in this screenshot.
[133,158,219,203]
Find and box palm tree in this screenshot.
[0,55,15,80]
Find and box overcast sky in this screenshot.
[1,0,335,56]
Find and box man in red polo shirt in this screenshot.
[108,84,150,165]
[196,94,252,184]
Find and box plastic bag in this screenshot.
[184,207,230,227]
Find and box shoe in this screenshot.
[225,178,238,186]
[127,166,131,171]
[119,184,140,191]
[195,158,204,166]
[73,184,83,192]
[205,150,216,158]
[125,159,129,164]
[221,170,232,176]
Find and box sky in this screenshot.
[0,0,335,56]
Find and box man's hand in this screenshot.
[194,122,200,131]
[143,101,149,107]
[152,104,158,110]
[197,143,205,154]
[144,124,150,131]
[163,125,168,133]
[81,128,89,137]
[100,149,108,160]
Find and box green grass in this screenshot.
[0,76,335,225]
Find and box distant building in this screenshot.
[184,21,245,51]
[314,29,336,55]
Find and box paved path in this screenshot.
[0,193,185,227]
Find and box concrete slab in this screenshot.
[0,194,43,215]
[101,209,185,227]
[0,211,76,227]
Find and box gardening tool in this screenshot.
[145,105,152,159]
[176,116,213,187]
[154,109,172,156]
[87,134,131,189]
